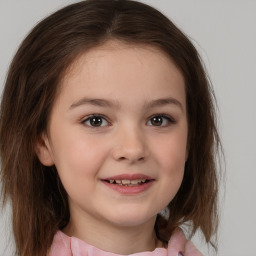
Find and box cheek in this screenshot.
[153,131,187,173]
[49,138,104,198]
[52,129,108,172]
[156,133,187,203]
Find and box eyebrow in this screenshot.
[70,98,120,109]
[143,98,184,112]
[69,97,184,112]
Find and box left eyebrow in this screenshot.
[143,98,184,112]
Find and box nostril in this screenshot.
[178,252,184,256]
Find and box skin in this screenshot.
[36,41,188,254]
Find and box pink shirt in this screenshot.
[48,228,203,256]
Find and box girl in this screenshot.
[0,0,220,255]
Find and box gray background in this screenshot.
[0,1,256,255]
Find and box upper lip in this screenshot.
[102,174,154,181]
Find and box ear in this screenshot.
[35,133,55,166]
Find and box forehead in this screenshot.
[64,40,184,84]
[57,40,186,108]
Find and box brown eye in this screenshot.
[83,115,108,127]
[151,116,163,126]
[90,116,103,127]
[147,115,174,127]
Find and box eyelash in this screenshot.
[81,113,176,128]
[147,113,176,127]
[81,114,110,128]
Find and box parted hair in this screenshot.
[0,0,221,255]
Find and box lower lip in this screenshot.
[102,180,154,195]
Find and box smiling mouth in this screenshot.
[104,179,150,186]
[102,175,154,194]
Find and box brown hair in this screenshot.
[0,0,221,255]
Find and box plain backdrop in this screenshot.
[0,1,256,256]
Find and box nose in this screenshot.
[112,125,148,163]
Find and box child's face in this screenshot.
[37,41,188,231]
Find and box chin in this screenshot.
[107,210,156,228]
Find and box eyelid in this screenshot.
[147,113,176,126]
[81,114,111,127]
[80,113,176,128]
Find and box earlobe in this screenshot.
[35,133,54,166]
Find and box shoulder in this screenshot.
[167,228,203,256]
[48,231,72,256]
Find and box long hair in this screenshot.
[0,0,221,255]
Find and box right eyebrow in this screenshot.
[69,98,120,110]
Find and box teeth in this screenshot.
[107,179,148,186]
[122,180,130,185]
[131,179,140,185]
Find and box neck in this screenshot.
[63,211,160,254]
